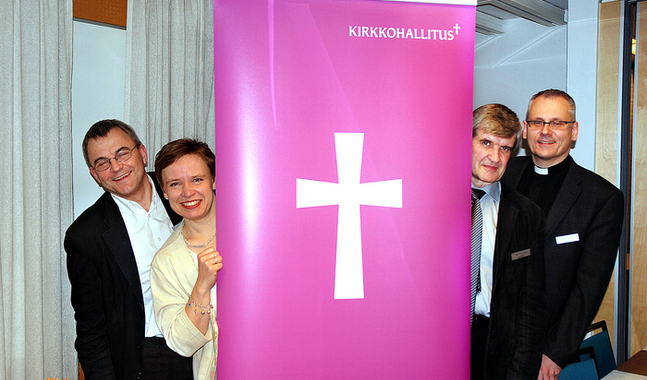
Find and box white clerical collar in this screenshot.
[534,166,549,175]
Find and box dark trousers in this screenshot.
[471,315,490,380]
[142,337,193,380]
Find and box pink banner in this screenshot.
[215,1,475,378]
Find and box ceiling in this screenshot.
[476,0,567,35]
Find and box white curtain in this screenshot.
[125,0,215,164]
[0,1,75,380]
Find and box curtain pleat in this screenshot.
[125,0,215,164]
[0,1,213,377]
[0,1,75,379]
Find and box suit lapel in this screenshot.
[503,156,529,190]
[545,163,582,237]
[102,194,145,311]
[492,187,518,292]
[97,175,179,312]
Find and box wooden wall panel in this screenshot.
[73,0,127,28]
[631,2,647,356]
[595,0,621,350]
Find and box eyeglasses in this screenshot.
[526,120,575,129]
[93,146,139,172]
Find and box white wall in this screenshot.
[474,19,567,120]
[473,18,568,157]
[473,1,599,171]
[72,20,127,217]
[566,1,600,172]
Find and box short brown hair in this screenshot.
[526,89,576,120]
[154,139,215,185]
[473,104,521,148]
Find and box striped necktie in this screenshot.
[471,188,485,322]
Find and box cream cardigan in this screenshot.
[151,226,218,380]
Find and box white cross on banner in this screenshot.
[297,132,403,299]
[215,0,475,376]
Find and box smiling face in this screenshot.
[472,128,516,188]
[161,154,215,222]
[87,127,150,203]
[523,95,578,168]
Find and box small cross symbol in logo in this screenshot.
[297,133,402,299]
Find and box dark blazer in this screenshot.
[482,183,546,380]
[65,175,181,380]
[502,156,624,368]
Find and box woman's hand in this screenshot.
[188,247,222,334]
[194,247,222,295]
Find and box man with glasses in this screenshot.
[65,120,192,380]
[502,90,624,380]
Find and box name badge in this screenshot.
[511,249,531,261]
[556,233,580,245]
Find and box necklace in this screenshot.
[181,220,216,248]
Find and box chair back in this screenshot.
[579,320,616,378]
[559,358,598,380]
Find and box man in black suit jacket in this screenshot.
[471,104,546,380]
[65,120,191,380]
[502,89,624,380]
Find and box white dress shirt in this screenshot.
[112,175,174,337]
[473,182,500,317]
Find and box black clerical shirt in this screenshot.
[516,155,573,215]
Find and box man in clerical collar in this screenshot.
[502,89,624,380]
[470,104,546,380]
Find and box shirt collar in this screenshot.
[534,155,573,176]
[111,174,158,214]
[472,182,500,202]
